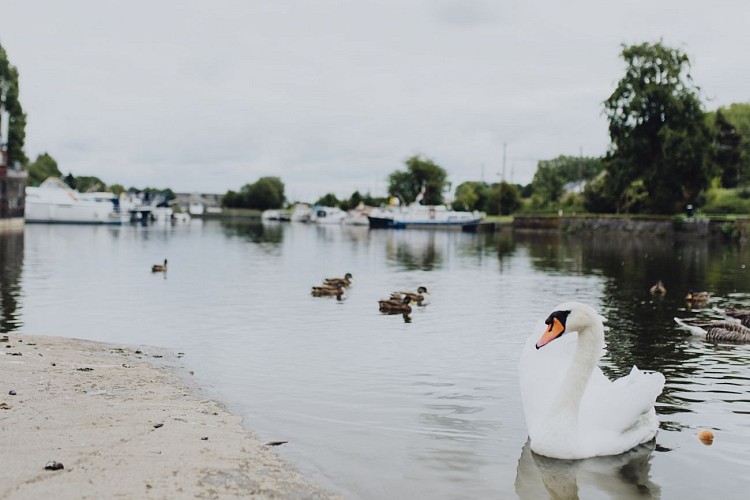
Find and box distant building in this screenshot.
[173,192,224,215]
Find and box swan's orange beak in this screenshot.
[536,317,565,349]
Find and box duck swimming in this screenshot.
[685,290,709,306]
[378,295,412,314]
[649,281,666,296]
[152,259,168,272]
[390,286,429,304]
[324,273,353,287]
[312,282,344,299]
[519,302,665,459]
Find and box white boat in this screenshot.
[290,203,311,222]
[261,209,291,222]
[367,203,485,230]
[343,204,372,226]
[25,178,129,224]
[310,205,347,224]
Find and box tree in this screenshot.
[603,41,712,213]
[531,155,604,208]
[339,190,363,211]
[486,181,521,215]
[711,103,750,187]
[245,176,285,210]
[0,42,28,168]
[26,153,62,186]
[387,155,449,205]
[223,177,285,210]
[314,193,339,207]
[453,181,490,212]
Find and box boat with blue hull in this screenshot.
[367,204,484,230]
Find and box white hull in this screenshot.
[25,178,128,225]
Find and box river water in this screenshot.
[1,221,749,499]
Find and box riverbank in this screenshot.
[512,214,750,240]
[0,334,338,499]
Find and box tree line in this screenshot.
[5,39,750,216]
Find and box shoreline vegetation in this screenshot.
[0,334,339,499]
[192,209,750,241]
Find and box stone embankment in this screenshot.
[513,215,750,240]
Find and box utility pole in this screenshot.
[578,147,583,193]
[499,143,507,215]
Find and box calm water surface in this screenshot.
[2,221,750,499]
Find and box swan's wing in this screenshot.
[580,366,664,437]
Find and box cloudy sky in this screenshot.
[3,1,749,202]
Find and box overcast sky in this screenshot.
[3,1,749,202]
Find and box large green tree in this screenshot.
[602,41,712,213]
[709,103,750,188]
[387,155,449,205]
[487,181,521,215]
[453,181,489,212]
[223,176,285,210]
[0,42,27,168]
[26,153,62,186]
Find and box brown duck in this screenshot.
[649,281,666,296]
[390,286,429,304]
[312,282,344,298]
[685,290,709,306]
[324,273,353,287]
[378,295,412,314]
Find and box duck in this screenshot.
[674,317,750,343]
[649,280,666,296]
[685,290,709,306]
[151,259,168,272]
[324,273,353,287]
[390,286,429,304]
[378,295,412,314]
[311,282,344,298]
[519,302,665,459]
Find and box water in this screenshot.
[2,221,750,498]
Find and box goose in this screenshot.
[324,273,353,287]
[390,286,429,304]
[712,307,750,328]
[519,302,665,459]
[649,281,666,296]
[378,295,412,314]
[674,317,750,343]
[151,259,168,272]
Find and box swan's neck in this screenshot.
[549,324,603,423]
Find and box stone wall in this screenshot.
[512,215,740,239]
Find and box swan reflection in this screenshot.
[515,440,661,499]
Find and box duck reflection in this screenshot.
[514,440,661,499]
[0,230,24,333]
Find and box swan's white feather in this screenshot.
[519,303,665,459]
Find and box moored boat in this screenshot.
[310,205,347,224]
[367,203,484,229]
[25,178,129,224]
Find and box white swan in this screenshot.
[519,302,665,459]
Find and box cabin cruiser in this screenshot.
[25,178,129,224]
